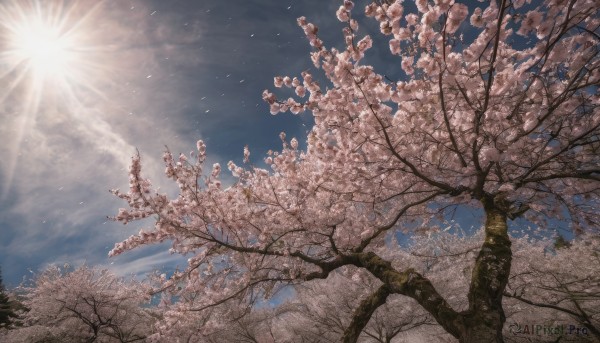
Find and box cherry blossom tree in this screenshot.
[5,265,155,343]
[0,325,65,343]
[504,235,600,342]
[110,0,600,342]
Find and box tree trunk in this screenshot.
[461,202,512,343]
[344,199,514,342]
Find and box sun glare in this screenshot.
[1,0,109,200]
[0,1,96,86]
[7,17,77,80]
[13,22,71,77]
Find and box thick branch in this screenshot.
[342,285,391,343]
[348,252,464,339]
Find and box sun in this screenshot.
[3,5,80,82]
[11,21,72,77]
[0,0,109,200]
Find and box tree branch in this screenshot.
[348,251,464,339]
[342,285,390,343]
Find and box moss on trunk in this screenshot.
[462,203,512,343]
[343,199,514,342]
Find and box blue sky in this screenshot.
[0,0,357,287]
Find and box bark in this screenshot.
[343,198,514,342]
[342,285,390,343]
[348,252,464,339]
[461,200,512,343]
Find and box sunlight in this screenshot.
[0,0,111,200]
[11,21,72,77]
[2,2,83,83]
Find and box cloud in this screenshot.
[0,0,345,287]
[103,245,188,279]
[0,0,197,284]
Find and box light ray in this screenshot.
[0,0,118,199]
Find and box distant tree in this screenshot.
[279,270,441,343]
[0,267,18,328]
[110,0,600,342]
[149,232,599,342]
[0,325,63,343]
[505,235,600,342]
[2,265,155,343]
[277,233,599,343]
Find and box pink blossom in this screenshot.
[518,11,543,36]
[386,3,403,21]
[274,76,284,88]
[480,147,500,162]
[406,13,419,26]
[434,0,454,13]
[523,118,538,131]
[295,85,306,97]
[270,102,281,115]
[446,3,468,33]
[421,9,439,26]
[536,20,552,39]
[243,145,250,163]
[401,55,414,75]
[290,138,299,150]
[481,2,498,22]
[389,39,401,55]
[336,6,350,22]
[356,36,373,52]
[283,76,292,87]
[290,103,304,114]
[211,163,221,177]
[343,0,354,11]
[196,140,206,156]
[470,7,484,27]
[364,3,377,17]
[512,0,526,9]
[418,27,436,47]
[416,0,428,13]
[380,21,392,35]
[262,90,276,104]
[498,183,516,192]
[397,27,412,40]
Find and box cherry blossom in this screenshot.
[110,0,599,342]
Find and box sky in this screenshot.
[0,0,370,287]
